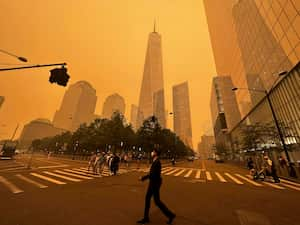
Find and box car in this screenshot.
[215,155,224,163]
[187,156,194,161]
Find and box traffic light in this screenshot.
[49,67,70,87]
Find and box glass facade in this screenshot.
[230,62,300,176]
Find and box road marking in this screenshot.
[165,168,181,175]
[205,171,212,181]
[225,173,243,184]
[0,176,24,193]
[15,174,48,188]
[174,169,186,177]
[77,168,112,176]
[280,183,300,191]
[184,169,194,178]
[201,160,206,170]
[215,172,227,182]
[235,174,263,186]
[43,171,82,182]
[195,170,201,179]
[161,167,174,173]
[54,170,93,180]
[64,169,102,178]
[37,165,68,169]
[0,166,27,172]
[281,179,300,187]
[34,158,66,165]
[31,173,66,185]
[245,175,284,190]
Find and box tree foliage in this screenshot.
[31,113,192,158]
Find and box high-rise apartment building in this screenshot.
[137,25,166,128]
[172,82,193,148]
[53,81,97,131]
[102,93,125,119]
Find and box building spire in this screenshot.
[153,19,156,33]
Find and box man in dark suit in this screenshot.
[137,148,176,224]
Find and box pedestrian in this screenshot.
[137,153,142,169]
[247,157,255,175]
[88,152,96,172]
[111,153,120,175]
[124,153,129,168]
[263,156,280,183]
[137,148,176,224]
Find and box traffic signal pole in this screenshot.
[0,63,66,71]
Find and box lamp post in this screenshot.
[0,49,28,62]
[169,112,177,159]
[232,71,297,177]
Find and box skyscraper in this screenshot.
[53,81,97,131]
[0,96,4,109]
[204,0,300,117]
[137,24,166,128]
[232,0,293,91]
[210,76,241,149]
[172,82,193,148]
[102,93,125,119]
[130,104,138,130]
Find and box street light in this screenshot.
[0,49,28,62]
[232,71,297,177]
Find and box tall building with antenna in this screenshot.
[137,22,166,128]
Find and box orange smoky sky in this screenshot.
[0,0,216,147]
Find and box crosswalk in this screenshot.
[0,167,129,194]
[138,167,300,192]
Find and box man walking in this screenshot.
[137,148,176,224]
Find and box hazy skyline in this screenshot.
[0,0,216,147]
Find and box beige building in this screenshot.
[19,118,65,149]
[102,93,125,119]
[172,82,193,149]
[137,24,166,128]
[198,135,215,159]
[53,81,97,131]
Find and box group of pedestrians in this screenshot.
[88,151,120,176]
[247,155,280,183]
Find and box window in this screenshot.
[292,16,300,39]
[279,11,291,32]
[280,36,293,55]
[291,0,300,12]
[284,0,298,22]
[274,21,285,39]
[286,25,300,48]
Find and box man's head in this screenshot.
[151,148,161,158]
[263,155,269,161]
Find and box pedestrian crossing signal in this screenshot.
[49,67,70,87]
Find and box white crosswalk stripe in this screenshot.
[54,170,93,180]
[205,171,212,181]
[235,174,263,187]
[43,171,82,182]
[280,183,300,191]
[215,172,227,182]
[16,174,48,188]
[225,173,243,184]
[184,169,194,178]
[165,168,181,175]
[174,169,186,177]
[195,170,201,179]
[161,167,174,174]
[0,176,24,193]
[64,169,102,178]
[31,173,66,185]
[245,175,285,190]
[281,179,300,188]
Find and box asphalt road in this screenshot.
[1,157,300,225]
